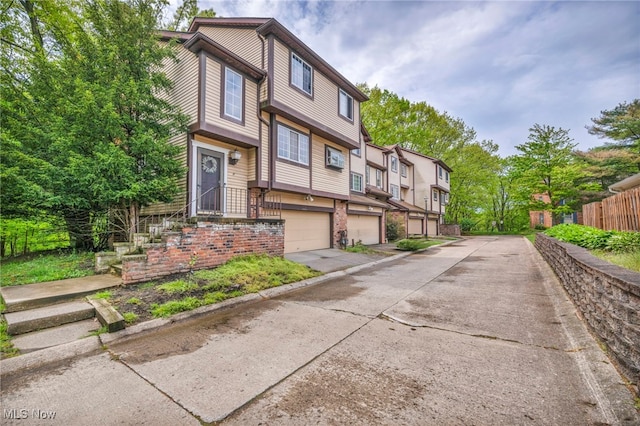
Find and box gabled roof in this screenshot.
[183,32,266,80]
[186,17,368,103]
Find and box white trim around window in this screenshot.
[223,67,243,122]
[390,184,400,200]
[390,156,398,173]
[277,124,309,165]
[350,172,363,192]
[291,52,312,96]
[339,89,353,121]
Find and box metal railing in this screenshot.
[116,186,281,244]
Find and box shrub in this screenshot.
[385,215,405,242]
[605,232,640,253]
[459,218,476,233]
[396,239,423,251]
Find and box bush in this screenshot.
[459,218,476,233]
[386,215,405,242]
[544,224,640,253]
[396,239,423,251]
[605,232,640,253]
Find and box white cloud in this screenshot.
[185,0,639,156]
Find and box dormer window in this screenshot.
[291,53,312,96]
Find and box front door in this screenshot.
[197,148,224,214]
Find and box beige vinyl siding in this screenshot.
[275,161,309,187]
[204,57,260,139]
[161,45,199,125]
[277,192,333,209]
[311,136,349,196]
[196,27,263,68]
[272,40,359,144]
[140,132,189,216]
[348,204,383,214]
[366,145,385,168]
[350,144,366,177]
[404,151,437,207]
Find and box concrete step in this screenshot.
[0,274,121,313]
[10,319,100,354]
[110,264,123,276]
[4,300,96,335]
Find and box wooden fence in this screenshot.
[582,187,640,231]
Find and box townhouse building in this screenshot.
[148,17,451,253]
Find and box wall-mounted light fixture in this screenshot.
[229,149,242,165]
[304,194,314,202]
[368,206,373,211]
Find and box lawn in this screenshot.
[96,254,322,325]
[0,251,95,287]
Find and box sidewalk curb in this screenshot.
[1,240,457,375]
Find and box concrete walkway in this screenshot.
[1,236,637,425]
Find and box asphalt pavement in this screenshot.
[1,236,638,425]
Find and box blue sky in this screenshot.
[168,1,640,157]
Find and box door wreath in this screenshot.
[201,156,218,174]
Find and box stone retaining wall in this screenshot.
[535,233,640,388]
[121,219,284,284]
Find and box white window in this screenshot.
[391,156,398,173]
[390,184,400,200]
[433,189,438,202]
[350,172,363,192]
[401,163,407,177]
[440,191,446,205]
[339,89,353,120]
[224,68,243,121]
[365,165,370,185]
[326,146,345,169]
[445,171,449,182]
[438,166,443,179]
[291,53,312,95]
[376,169,382,188]
[277,125,309,165]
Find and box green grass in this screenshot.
[150,297,202,318]
[591,250,640,273]
[122,312,139,324]
[195,254,321,294]
[126,297,142,305]
[0,251,95,287]
[344,243,377,254]
[1,318,19,359]
[92,291,113,300]
[156,280,199,294]
[395,238,443,251]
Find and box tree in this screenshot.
[513,124,594,225]
[167,0,216,31]
[358,83,501,226]
[587,99,640,152]
[1,0,188,250]
[573,147,640,203]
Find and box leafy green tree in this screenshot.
[1,0,188,250]
[513,124,595,225]
[573,147,640,203]
[587,99,640,152]
[167,0,216,31]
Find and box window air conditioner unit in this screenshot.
[326,148,345,169]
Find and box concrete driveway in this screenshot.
[1,236,638,425]
[284,247,395,273]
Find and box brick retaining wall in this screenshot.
[121,219,284,284]
[535,233,640,388]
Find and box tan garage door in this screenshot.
[282,210,331,253]
[348,214,380,245]
[408,218,424,235]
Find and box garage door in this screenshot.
[408,218,424,235]
[348,214,380,245]
[282,210,331,253]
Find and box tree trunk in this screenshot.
[65,209,95,251]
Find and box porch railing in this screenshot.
[116,186,281,244]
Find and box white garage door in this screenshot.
[348,214,380,245]
[408,218,424,235]
[282,210,331,253]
